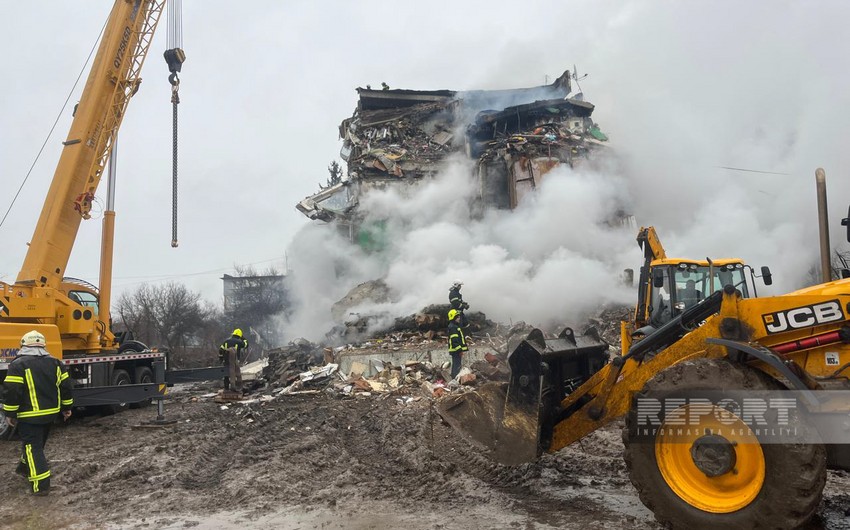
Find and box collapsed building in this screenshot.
[296,69,612,238]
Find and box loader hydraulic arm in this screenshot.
[16,0,166,290]
[635,226,667,324]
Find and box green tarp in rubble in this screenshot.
[589,126,608,141]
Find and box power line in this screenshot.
[0,16,109,230]
[111,256,286,287]
[716,166,790,176]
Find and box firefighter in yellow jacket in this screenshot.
[2,330,73,495]
[447,309,468,379]
[219,328,249,393]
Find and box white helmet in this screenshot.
[21,330,46,348]
[452,279,463,288]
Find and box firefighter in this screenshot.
[2,330,73,496]
[448,279,470,328]
[447,309,468,379]
[219,328,249,393]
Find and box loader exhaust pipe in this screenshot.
[816,168,832,283]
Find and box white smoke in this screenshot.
[280,155,638,342]
[276,1,850,343]
[279,223,384,340]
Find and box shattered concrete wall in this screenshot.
[296,69,611,230]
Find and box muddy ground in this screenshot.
[2,384,850,530]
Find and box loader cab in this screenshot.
[648,260,750,327]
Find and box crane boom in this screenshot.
[1,0,167,356]
[17,0,165,289]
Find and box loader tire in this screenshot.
[623,358,826,530]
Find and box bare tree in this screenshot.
[115,282,215,366]
[802,247,850,286]
[833,247,850,280]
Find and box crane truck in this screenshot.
[439,222,850,529]
[0,1,219,438]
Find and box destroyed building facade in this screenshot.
[297,69,611,240]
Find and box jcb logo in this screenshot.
[762,300,845,334]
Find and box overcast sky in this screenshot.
[1,1,849,318]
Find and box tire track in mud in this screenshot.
[16,389,850,529]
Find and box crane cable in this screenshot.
[164,0,185,248]
[170,76,180,248]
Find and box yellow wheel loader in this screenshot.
[438,223,850,529]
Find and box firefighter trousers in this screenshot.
[450,352,463,379]
[223,349,242,391]
[17,421,52,493]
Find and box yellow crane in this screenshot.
[1,1,189,434]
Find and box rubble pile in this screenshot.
[342,97,457,180]
[470,97,604,162]
[585,304,631,349]
[238,302,627,411]
[261,339,326,387]
[297,69,614,225]
[327,279,498,344]
[257,338,508,402]
[473,98,607,209]
[330,279,392,321]
[330,306,497,344]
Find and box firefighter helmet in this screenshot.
[232,328,243,338]
[452,279,463,288]
[448,309,459,321]
[21,330,46,348]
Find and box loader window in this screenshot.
[673,265,749,301]
[649,273,673,327]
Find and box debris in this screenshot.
[214,390,246,403]
[348,361,368,379]
[301,364,330,382]
[240,358,269,381]
[297,69,622,228]
[248,301,628,408]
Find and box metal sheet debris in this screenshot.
[299,363,339,382]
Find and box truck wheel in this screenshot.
[623,357,826,529]
[118,340,148,353]
[130,366,154,409]
[0,409,13,440]
[106,369,132,414]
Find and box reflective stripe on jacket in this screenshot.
[3,351,73,423]
[219,335,249,360]
[448,322,468,353]
[449,286,464,310]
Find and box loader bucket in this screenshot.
[437,327,608,466]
